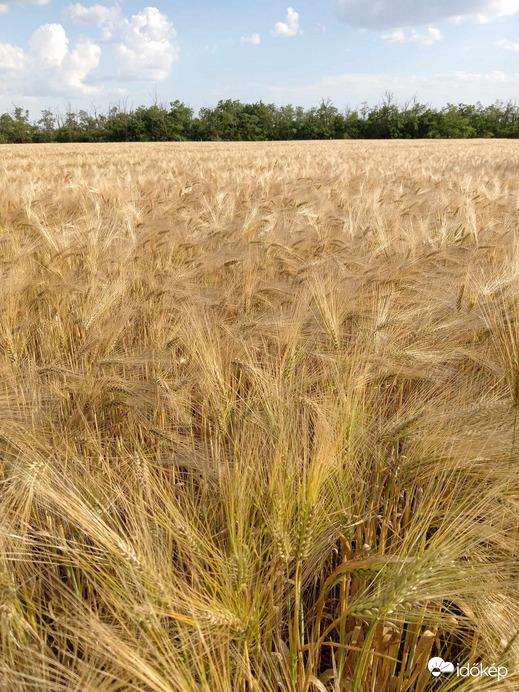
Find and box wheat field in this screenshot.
[1,140,519,691]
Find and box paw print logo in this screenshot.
[428,657,454,677]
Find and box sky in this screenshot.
[1,0,519,116]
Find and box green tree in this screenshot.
[36,109,56,143]
[0,107,34,143]
[5,96,519,143]
[427,105,476,139]
[166,100,194,141]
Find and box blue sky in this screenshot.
[1,0,519,115]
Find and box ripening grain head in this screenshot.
[0,140,519,690]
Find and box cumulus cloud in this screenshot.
[497,37,519,50]
[240,33,261,45]
[116,7,179,80]
[55,38,102,94]
[30,23,70,68]
[28,24,101,96]
[272,7,301,37]
[65,2,122,40]
[0,5,178,99]
[0,44,26,74]
[0,23,101,97]
[335,0,519,29]
[0,0,48,13]
[66,2,120,25]
[381,27,444,46]
[66,4,179,79]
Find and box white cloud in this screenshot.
[381,27,444,46]
[336,0,519,29]
[0,23,102,98]
[240,33,261,45]
[28,24,102,96]
[272,7,301,37]
[0,44,26,74]
[30,23,70,68]
[0,0,48,13]
[56,38,102,94]
[66,4,179,78]
[0,4,179,99]
[497,37,519,50]
[382,29,406,43]
[66,2,120,25]
[263,70,517,107]
[65,2,122,41]
[116,7,179,80]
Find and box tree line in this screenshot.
[2,95,519,143]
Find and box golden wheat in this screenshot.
[0,140,519,690]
